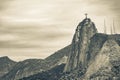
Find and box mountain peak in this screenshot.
[80,18,91,24]
[0,56,16,77]
[0,56,10,61]
[77,18,93,27]
[64,18,97,72]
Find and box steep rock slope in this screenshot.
[59,17,120,80]
[0,56,16,77]
[60,34,120,80]
[64,18,97,72]
[87,34,120,67]
[84,39,120,80]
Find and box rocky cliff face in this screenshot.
[0,56,16,77]
[87,34,120,67]
[64,18,97,72]
[84,39,120,80]
[60,18,120,80]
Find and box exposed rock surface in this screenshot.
[0,59,44,80]
[44,45,70,69]
[64,18,97,72]
[0,56,16,77]
[59,18,120,80]
[59,35,120,80]
[0,45,70,80]
[84,39,120,80]
[20,64,65,80]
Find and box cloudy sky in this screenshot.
[0,0,120,61]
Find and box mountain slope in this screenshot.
[0,56,16,77]
[87,34,120,66]
[60,33,120,80]
[59,17,120,80]
[20,64,65,80]
[0,45,70,80]
[44,45,70,69]
[85,39,120,80]
[0,59,44,80]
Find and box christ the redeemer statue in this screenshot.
[85,13,88,19]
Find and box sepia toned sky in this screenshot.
[0,0,120,61]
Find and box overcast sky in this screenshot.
[0,0,120,61]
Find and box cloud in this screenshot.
[0,23,72,49]
[0,0,120,61]
[0,0,12,10]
